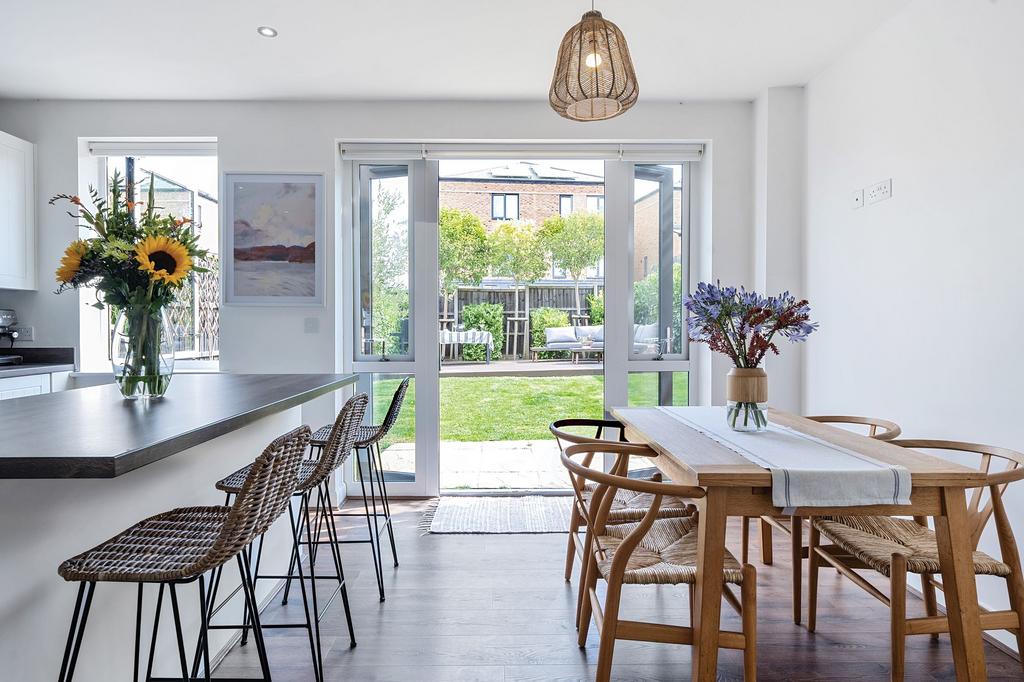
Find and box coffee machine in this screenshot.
[0,309,23,365]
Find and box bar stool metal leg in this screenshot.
[319,481,357,647]
[58,580,95,682]
[371,441,399,567]
[167,583,191,680]
[354,446,386,601]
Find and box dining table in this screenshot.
[611,405,992,682]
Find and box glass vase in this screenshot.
[111,305,176,399]
[725,367,768,432]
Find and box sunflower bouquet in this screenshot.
[51,170,207,398]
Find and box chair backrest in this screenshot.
[806,415,902,440]
[892,439,1024,550]
[377,378,411,437]
[303,393,369,491]
[549,418,627,449]
[561,442,704,535]
[550,418,628,497]
[208,425,312,568]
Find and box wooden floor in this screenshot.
[217,500,1022,681]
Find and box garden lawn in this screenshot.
[373,372,688,445]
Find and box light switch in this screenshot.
[304,317,320,334]
[851,189,864,209]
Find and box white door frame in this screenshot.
[343,159,440,498]
[341,145,702,498]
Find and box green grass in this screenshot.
[372,372,688,445]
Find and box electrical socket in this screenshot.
[9,326,34,341]
[851,189,864,209]
[866,178,892,205]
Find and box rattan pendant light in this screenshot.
[549,5,639,122]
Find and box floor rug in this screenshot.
[422,495,572,534]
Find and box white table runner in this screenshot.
[657,407,911,510]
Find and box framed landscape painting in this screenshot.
[222,172,325,306]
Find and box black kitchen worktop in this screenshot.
[0,346,76,378]
[0,373,357,478]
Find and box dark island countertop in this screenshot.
[0,373,357,479]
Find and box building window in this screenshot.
[559,194,574,216]
[586,194,605,213]
[491,193,519,220]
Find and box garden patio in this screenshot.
[374,372,688,490]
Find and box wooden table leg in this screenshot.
[933,486,988,681]
[692,487,728,681]
[791,514,802,625]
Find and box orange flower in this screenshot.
[126,200,137,211]
[69,196,82,206]
[174,217,193,227]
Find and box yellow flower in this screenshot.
[56,240,89,284]
[135,235,192,286]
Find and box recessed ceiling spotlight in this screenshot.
[256,26,278,38]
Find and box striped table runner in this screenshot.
[658,407,911,511]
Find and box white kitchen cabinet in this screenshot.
[0,373,49,400]
[0,129,36,290]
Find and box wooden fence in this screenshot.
[439,281,604,358]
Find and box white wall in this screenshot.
[805,0,1024,651]
[0,98,755,417]
[754,87,806,412]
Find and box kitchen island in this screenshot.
[0,373,357,681]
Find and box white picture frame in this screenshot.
[221,171,325,306]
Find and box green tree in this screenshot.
[489,221,548,323]
[370,186,409,354]
[540,211,604,315]
[439,206,489,300]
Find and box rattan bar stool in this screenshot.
[210,393,368,682]
[807,440,1024,680]
[563,442,757,682]
[57,425,310,682]
[739,414,901,625]
[310,377,408,601]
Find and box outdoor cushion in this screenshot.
[634,322,659,343]
[545,326,577,344]
[575,325,604,342]
[544,341,580,350]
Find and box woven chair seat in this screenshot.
[596,516,744,586]
[582,482,694,522]
[216,460,321,495]
[58,507,231,583]
[813,516,1011,578]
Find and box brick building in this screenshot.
[439,161,681,283]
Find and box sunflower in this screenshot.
[135,235,193,286]
[56,240,90,284]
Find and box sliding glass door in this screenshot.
[344,148,697,498]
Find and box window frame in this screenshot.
[559,194,574,216]
[354,163,415,362]
[490,192,519,221]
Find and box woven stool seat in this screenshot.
[216,460,320,495]
[583,481,695,522]
[813,515,1011,578]
[310,424,333,445]
[596,516,744,586]
[312,423,379,447]
[58,506,231,583]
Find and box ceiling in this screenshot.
[0,1,908,101]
